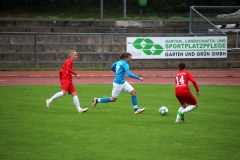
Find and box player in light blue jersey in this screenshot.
[92,52,146,114]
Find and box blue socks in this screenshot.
[132,96,138,111]
[98,96,139,112]
[98,97,111,103]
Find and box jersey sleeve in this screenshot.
[111,62,116,73]
[123,63,140,80]
[65,60,77,75]
[188,72,199,92]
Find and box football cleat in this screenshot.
[135,108,146,114]
[46,99,50,109]
[78,108,88,113]
[178,110,184,121]
[92,97,98,108]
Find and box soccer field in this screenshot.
[0,84,239,160]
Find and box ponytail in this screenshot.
[119,52,131,59]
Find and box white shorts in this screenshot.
[112,81,134,98]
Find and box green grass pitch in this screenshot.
[0,84,239,160]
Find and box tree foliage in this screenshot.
[0,0,239,13]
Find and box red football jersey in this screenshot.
[59,58,77,80]
[175,70,199,95]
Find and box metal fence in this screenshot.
[0,32,194,62]
[1,7,240,62]
[189,6,240,35]
[189,6,240,50]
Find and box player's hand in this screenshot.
[140,77,144,81]
[196,91,200,96]
[76,74,80,79]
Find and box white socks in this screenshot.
[48,92,82,111]
[73,96,81,111]
[182,105,196,114]
[176,106,184,122]
[49,91,64,102]
[133,105,138,110]
[176,105,197,122]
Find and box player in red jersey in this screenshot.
[175,62,200,123]
[46,50,88,113]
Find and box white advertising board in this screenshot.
[126,37,227,59]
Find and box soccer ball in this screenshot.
[159,106,168,115]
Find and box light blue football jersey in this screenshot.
[111,59,140,84]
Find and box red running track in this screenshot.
[0,70,239,85]
[0,77,240,85]
[0,70,240,77]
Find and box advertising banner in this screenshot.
[127,37,227,59]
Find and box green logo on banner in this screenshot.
[132,38,164,55]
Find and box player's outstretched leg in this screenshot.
[182,105,196,113]
[46,91,64,109]
[92,97,111,108]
